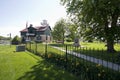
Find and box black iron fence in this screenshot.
[26,42,120,80]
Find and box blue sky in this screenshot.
[0,0,67,37]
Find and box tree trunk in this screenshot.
[62,32,64,44]
[106,39,115,53]
[107,9,119,53]
[62,38,64,44]
[104,19,116,53]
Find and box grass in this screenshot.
[27,43,65,57]
[51,41,120,51]
[0,45,79,80]
[80,42,120,51]
[26,42,120,80]
[49,42,120,64]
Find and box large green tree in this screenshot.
[65,20,77,41]
[61,0,120,52]
[52,18,66,44]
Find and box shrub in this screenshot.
[11,35,20,45]
[35,40,42,43]
[66,38,72,42]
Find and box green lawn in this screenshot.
[49,42,120,64]
[80,42,120,51]
[26,42,120,80]
[57,41,120,51]
[0,45,79,80]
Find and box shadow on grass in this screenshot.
[17,59,77,80]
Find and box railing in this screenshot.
[26,42,120,80]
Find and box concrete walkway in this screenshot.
[51,46,120,71]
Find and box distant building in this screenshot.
[20,21,52,43]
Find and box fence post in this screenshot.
[65,45,68,69]
[45,42,47,58]
[35,42,37,54]
[30,42,31,51]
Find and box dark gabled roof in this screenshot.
[20,25,51,32]
[20,28,28,32]
[36,26,48,31]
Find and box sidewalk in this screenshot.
[51,46,120,71]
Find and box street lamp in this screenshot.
[7,33,11,47]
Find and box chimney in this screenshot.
[26,21,28,28]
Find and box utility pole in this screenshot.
[10,33,11,47]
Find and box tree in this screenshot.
[62,19,76,41]
[67,23,76,41]
[61,0,120,52]
[0,36,5,40]
[0,36,10,40]
[52,18,66,44]
[12,35,21,45]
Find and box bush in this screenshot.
[65,38,72,42]
[35,40,42,43]
[11,35,21,45]
[88,40,93,42]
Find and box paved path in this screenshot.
[51,46,120,71]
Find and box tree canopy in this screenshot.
[52,18,80,43]
[0,36,10,40]
[61,0,120,52]
[52,18,66,44]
